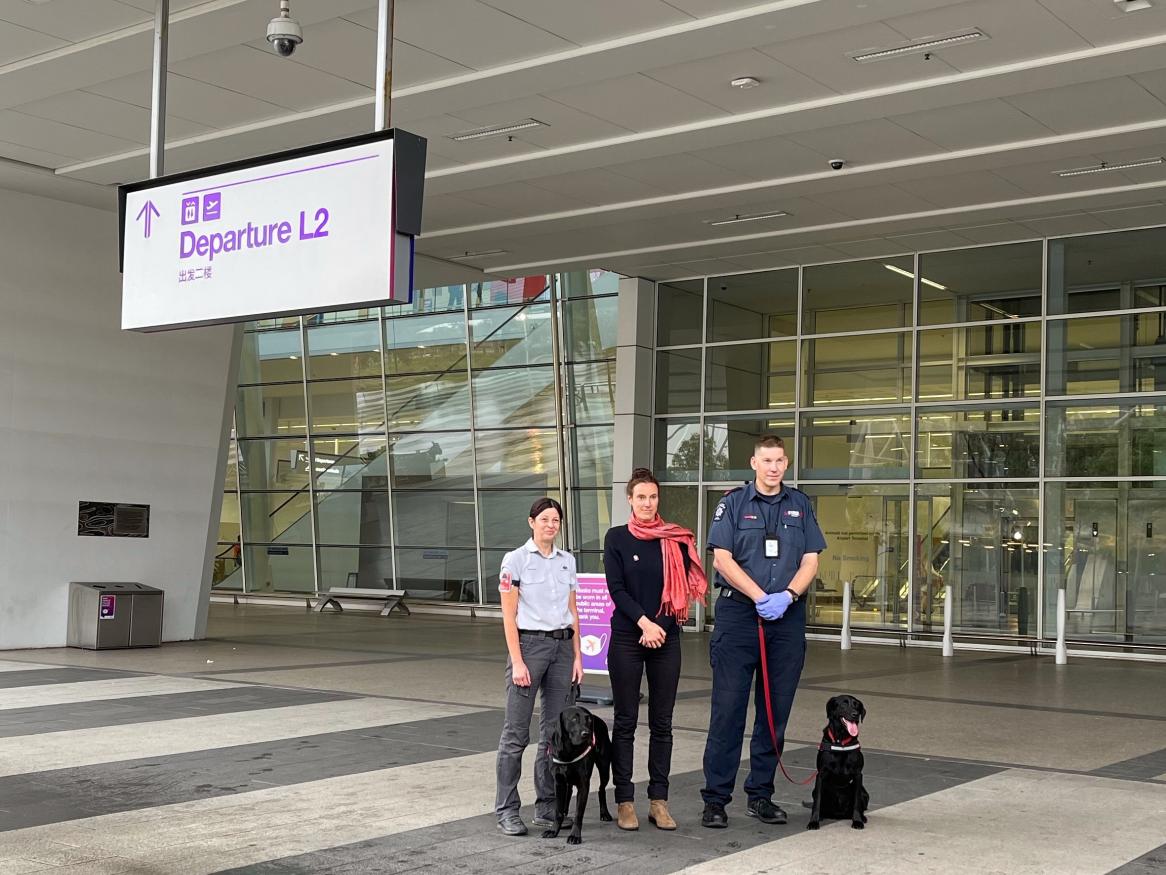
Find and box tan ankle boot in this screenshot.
[649,799,677,830]
[617,801,639,830]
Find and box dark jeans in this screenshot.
[608,628,681,803]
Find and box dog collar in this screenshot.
[821,727,861,752]
[550,733,595,765]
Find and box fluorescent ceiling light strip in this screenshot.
[446,249,507,260]
[1055,157,1165,177]
[450,120,545,142]
[425,117,1166,240]
[884,263,947,290]
[54,33,1166,179]
[483,178,1166,273]
[851,30,987,63]
[708,210,789,226]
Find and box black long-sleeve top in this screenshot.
[603,525,686,637]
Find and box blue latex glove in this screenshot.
[756,590,793,621]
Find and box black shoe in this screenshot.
[497,814,528,836]
[746,798,788,824]
[531,814,554,828]
[701,802,728,829]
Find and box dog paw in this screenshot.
[861,814,868,823]
[851,821,865,830]
[599,812,613,823]
[541,830,558,839]
[567,835,582,845]
[806,821,820,831]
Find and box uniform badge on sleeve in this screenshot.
[713,502,726,521]
[499,570,513,593]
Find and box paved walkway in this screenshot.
[0,604,1162,873]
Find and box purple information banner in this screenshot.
[99,594,116,621]
[576,573,614,675]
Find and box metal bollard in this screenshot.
[942,584,954,657]
[1055,587,1068,665]
[841,579,852,651]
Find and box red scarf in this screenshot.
[626,515,708,622]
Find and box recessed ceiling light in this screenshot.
[706,210,789,226]
[1055,157,1165,177]
[730,76,761,89]
[446,249,508,260]
[449,119,546,142]
[1114,0,1152,12]
[850,29,988,63]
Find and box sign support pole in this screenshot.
[149,0,170,179]
[374,0,395,131]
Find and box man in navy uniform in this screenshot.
[700,434,827,829]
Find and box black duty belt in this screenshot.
[519,628,574,639]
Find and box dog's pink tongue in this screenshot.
[843,719,859,737]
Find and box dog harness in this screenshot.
[820,727,861,752]
[550,733,595,765]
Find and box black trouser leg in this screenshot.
[607,629,645,804]
[644,633,681,801]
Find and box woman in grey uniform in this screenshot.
[494,497,584,836]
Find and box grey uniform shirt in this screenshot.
[499,538,577,631]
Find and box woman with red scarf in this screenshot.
[603,468,708,831]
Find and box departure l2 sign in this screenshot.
[119,129,426,331]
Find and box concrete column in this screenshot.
[611,276,656,526]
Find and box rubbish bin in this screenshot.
[67,582,164,650]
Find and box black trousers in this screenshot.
[607,628,682,803]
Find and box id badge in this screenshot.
[765,532,780,558]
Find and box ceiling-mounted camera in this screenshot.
[267,0,303,57]
[829,158,846,171]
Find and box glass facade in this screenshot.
[653,230,1166,650]
[214,271,619,605]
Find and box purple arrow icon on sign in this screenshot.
[136,199,160,238]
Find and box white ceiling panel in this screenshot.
[454,180,579,214]
[605,152,750,192]
[784,118,943,164]
[890,98,1055,150]
[482,0,692,43]
[14,90,210,143]
[1090,202,1166,230]
[0,17,65,65]
[827,237,909,259]
[807,184,942,220]
[87,72,287,129]
[421,194,514,230]
[114,0,209,11]
[514,168,665,204]
[390,40,476,86]
[885,229,977,251]
[642,48,835,113]
[386,0,573,69]
[0,0,146,42]
[1131,68,1166,107]
[406,113,547,166]
[688,133,827,179]
[1018,212,1111,237]
[757,21,959,94]
[446,94,633,146]
[544,74,727,132]
[896,170,1031,207]
[0,109,140,159]
[0,137,74,168]
[886,0,1088,72]
[1005,76,1166,135]
[945,220,1039,244]
[1037,0,1166,46]
[170,45,369,112]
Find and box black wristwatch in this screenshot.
[784,587,800,602]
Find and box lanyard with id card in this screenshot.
[765,531,779,558]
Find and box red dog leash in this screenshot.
[758,618,818,786]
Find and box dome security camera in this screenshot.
[829,158,846,171]
[267,1,303,57]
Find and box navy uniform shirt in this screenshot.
[707,482,826,595]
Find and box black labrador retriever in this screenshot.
[807,694,869,831]
[542,704,613,844]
